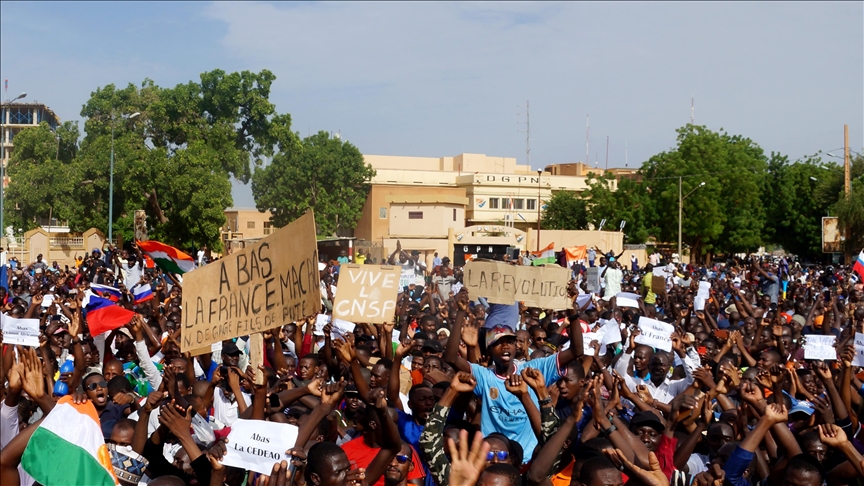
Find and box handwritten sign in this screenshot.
[1,315,40,347]
[222,419,299,475]
[853,333,864,367]
[463,260,572,310]
[635,317,674,352]
[615,292,641,309]
[181,211,320,352]
[803,334,837,361]
[586,267,600,294]
[332,264,400,323]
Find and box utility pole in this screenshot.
[537,170,542,251]
[844,124,850,265]
[691,96,695,125]
[586,115,590,165]
[517,101,531,167]
[605,136,609,170]
[678,177,682,261]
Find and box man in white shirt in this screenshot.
[614,333,698,405]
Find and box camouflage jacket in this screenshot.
[419,403,560,486]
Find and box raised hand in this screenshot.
[504,372,528,397]
[811,395,835,425]
[306,378,324,397]
[739,380,764,405]
[21,346,45,399]
[320,379,347,408]
[521,367,546,393]
[365,387,388,410]
[447,430,491,486]
[7,347,24,394]
[332,338,356,364]
[603,449,669,486]
[461,319,479,347]
[450,372,477,393]
[812,360,832,381]
[763,403,788,425]
[158,400,193,438]
[817,423,848,448]
[142,390,167,414]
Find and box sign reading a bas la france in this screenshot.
[332,264,400,323]
[463,260,572,310]
[181,211,320,353]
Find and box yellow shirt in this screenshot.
[355,254,366,264]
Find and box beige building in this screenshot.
[221,208,274,252]
[355,153,621,265]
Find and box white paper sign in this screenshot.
[694,296,706,312]
[331,318,356,340]
[41,293,56,308]
[852,333,864,367]
[596,319,622,346]
[210,341,223,353]
[697,282,710,299]
[803,334,837,361]
[582,332,606,356]
[1,315,40,347]
[575,293,595,310]
[586,268,600,294]
[615,292,641,308]
[652,267,670,279]
[222,419,299,475]
[635,317,674,352]
[314,314,330,336]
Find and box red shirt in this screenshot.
[656,435,677,480]
[340,436,425,486]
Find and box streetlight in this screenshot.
[0,92,26,244]
[678,177,705,262]
[108,111,140,243]
[809,176,819,182]
[536,169,542,251]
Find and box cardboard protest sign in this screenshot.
[853,333,864,367]
[615,292,641,308]
[586,267,600,294]
[463,260,572,310]
[1,315,40,347]
[181,211,320,353]
[635,317,674,352]
[222,419,299,475]
[651,275,667,296]
[803,335,837,361]
[332,264,400,323]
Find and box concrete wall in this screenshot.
[11,227,109,268]
[389,203,464,238]
[355,185,467,242]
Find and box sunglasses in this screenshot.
[86,380,108,391]
[395,454,411,464]
[486,450,509,461]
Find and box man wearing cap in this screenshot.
[212,340,250,428]
[443,310,584,464]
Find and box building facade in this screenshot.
[221,208,275,252]
[0,102,61,175]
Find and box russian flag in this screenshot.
[83,293,135,337]
[90,283,123,302]
[853,250,864,281]
[131,284,154,305]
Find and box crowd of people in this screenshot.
[1,241,864,486]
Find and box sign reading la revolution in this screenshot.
[181,211,320,352]
[463,260,572,310]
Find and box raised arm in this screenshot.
[363,389,401,486]
[443,310,472,373]
[556,313,584,367]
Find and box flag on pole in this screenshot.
[21,396,118,486]
[853,250,864,281]
[565,246,587,267]
[136,240,195,274]
[84,293,135,336]
[131,283,154,305]
[90,283,123,302]
[532,242,556,266]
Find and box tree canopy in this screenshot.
[251,131,375,236]
[540,191,588,230]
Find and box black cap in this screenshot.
[344,384,359,396]
[421,340,443,353]
[222,341,241,356]
[629,410,664,432]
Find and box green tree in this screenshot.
[70,69,286,248]
[540,191,588,230]
[640,125,767,260]
[582,174,651,243]
[831,154,864,256]
[252,131,374,235]
[4,121,80,231]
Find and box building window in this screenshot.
[513,199,524,210]
[408,211,424,220]
[247,221,255,229]
[263,222,273,235]
[453,208,457,221]
[527,199,536,210]
[379,207,388,219]
[489,198,499,209]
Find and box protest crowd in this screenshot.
[2,228,864,486]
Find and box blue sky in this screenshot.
[1,2,861,208]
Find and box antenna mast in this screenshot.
[517,101,531,167]
[625,138,629,167]
[585,115,590,165]
[691,96,695,124]
[605,136,609,170]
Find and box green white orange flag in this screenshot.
[21,396,118,486]
[136,240,196,274]
[532,242,556,266]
